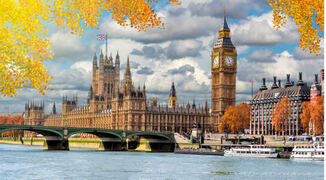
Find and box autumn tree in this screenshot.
[0,0,181,97]
[0,116,24,137]
[310,96,324,135]
[300,96,324,135]
[271,97,292,136]
[219,103,250,134]
[300,101,312,133]
[268,0,324,56]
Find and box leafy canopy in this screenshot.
[268,0,324,56]
[219,103,250,134]
[0,0,181,97]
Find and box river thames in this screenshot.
[0,144,323,180]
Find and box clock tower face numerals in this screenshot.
[213,55,219,68]
[225,56,234,66]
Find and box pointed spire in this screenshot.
[115,50,120,67]
[170,82,176,97]
[192,99,196,109]
[100,50,104,64]
[52,102,56,114]
[93,52,97,66]
[220,7,230,31]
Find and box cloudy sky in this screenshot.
[1,0,324,113]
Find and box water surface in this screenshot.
[0,144,323,180]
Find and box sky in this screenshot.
[1,0,324,113]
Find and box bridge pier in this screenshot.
[43,139,69,150]
[98,141,125,151]
[130,136,175,152]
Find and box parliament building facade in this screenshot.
[24,14,238,134]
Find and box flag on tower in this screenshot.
[97,34,107,40]
[4,107,8,110]
[249,80,253,83]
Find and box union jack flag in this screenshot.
[97,34,107,40]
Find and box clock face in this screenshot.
[213,55,219,67]
[225,56,234,66]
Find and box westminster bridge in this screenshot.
[0,124,175,151]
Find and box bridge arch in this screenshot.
[0,127,63,139]
[67,130,123,140]
[126,132,174,152]
[67,129,124,151]
[126,132,172,141]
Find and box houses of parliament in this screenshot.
[24,14,237,133]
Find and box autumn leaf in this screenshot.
[0,0,181,97]
[268,0,324,56]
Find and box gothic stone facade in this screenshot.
[25,15,238,133]
[26,53,212,133]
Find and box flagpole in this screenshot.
[251,80,253,99]
[105,33,108,57]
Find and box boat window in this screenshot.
[322,152,324,155]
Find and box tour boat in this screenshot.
[224,145,278,158]
[290,143,324,161]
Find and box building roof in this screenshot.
[252,85,310,102]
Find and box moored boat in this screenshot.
[224,145,278,158]
[290,143,324,161]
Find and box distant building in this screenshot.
[26,55,211,134]
[0,112,24,117]
[308,70,323,135]
[24,13,238,134]
[249,72,311,136]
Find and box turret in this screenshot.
[115,51,120,67]
[143,83,146,94]
[52,102,56,114]
[93,52,97,67]
[168,82,177,108]
[99,50,104,68]
[192,99,196,109]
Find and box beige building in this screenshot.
[25,14,237,134]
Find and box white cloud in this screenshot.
[50,31,99,62]
[232,12,299,46]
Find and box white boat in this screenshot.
[290,143,324,161]
[224,145,278,158]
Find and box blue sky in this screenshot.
[1,0,324,113]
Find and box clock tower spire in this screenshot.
[211,10,237,132]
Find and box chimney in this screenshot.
[285,74,292,88]
[259,78,268,91]
[321,69,324,81]
[314,74,318,84]
[271,76,278,89]
[278,80,281,88]
[297,72,304,86]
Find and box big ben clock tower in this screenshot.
[211,11,237,131]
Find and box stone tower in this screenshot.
[62,96,78,115]
[169,82,177,108]
[24,102,45,126]
[88,50,120,111]
[211,11,237,130]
